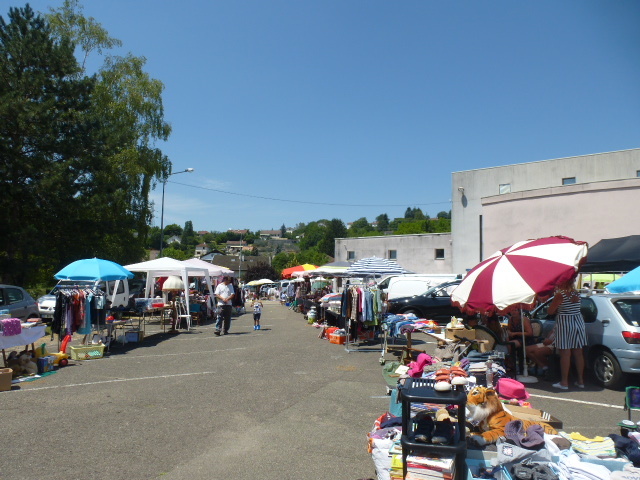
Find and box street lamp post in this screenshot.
[159,168,194,257]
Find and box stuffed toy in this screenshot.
[466,386,556,445]
[19,353,38,376]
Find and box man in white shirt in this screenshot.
[214,276,235,335]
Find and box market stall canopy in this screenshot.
[605,267,640,293]
[581,235,640,273]
[162,275,185,291]
[451,236,588,316]
[346,257,407,277]
[246,278,275,286]
[124,257,216,328]
[55,258,133,281]
[311,261,352,277]
[281,264,318,279]
[183,258,233,277]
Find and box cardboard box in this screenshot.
[445,328,475,341]
[36,356,55,374]
[505,404,563,430]
[0,368,12,391]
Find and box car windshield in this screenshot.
[612,298,640,327]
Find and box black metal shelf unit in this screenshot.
[398,378,467,480]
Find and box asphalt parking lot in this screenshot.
[1,302,634,480]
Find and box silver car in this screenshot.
[533,293,640,389]
[0,284,40,321]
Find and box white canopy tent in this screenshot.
[124,257,216,329]
[183,257,234,277]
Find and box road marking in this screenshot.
[9,371,217,393]
[529,393,624,409]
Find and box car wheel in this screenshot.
[592,349,624,389]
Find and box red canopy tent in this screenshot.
[281,264,318,279]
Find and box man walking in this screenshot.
[215,276,235,335]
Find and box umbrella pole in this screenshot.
[517,308,538,384]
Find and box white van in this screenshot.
[378,274,460,300]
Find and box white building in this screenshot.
[334,233,453,274]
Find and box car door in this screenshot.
[4,287,27,320]
[426,283,459,322]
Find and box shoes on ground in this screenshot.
[575,382,585,389]
[552,382,568,390]
[214,330,221,336]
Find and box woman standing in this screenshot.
[547,278,587,389]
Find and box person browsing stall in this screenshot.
[547,278,587,390]
[252,298,263,330]
[214,276,235,336]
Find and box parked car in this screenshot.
[0,284,40,321]
[531,293,640,389]
[386,280,462,324]
[378,273,460,301]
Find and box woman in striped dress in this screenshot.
[547,278,587,390]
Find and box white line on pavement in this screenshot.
[9,371,217,393]
[529,393,623,409]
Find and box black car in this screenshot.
[386,280,462,324]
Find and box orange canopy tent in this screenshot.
[281,264,318,279]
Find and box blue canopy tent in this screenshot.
[606,267,640,293]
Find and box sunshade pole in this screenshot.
[516,307,538,384]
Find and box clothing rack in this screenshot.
[341,281,384,354]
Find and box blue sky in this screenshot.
[22,0,640,232]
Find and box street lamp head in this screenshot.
[185,168,194,172]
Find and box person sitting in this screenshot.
[506,309,534,349]
[525,327,556,377]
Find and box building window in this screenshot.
[388,250,397,260]
[435,249,445,260]
[562,177,576,185]
[347,251,355,261]
[499,183,511,194]
[637,170,640,177]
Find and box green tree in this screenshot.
[161,246,190,260]
[280,223,286,238]
[395,221,428,235]
[298,221,325,251]
[164,224,183,237]
[348,217,374,237]
[317,219,347,257]
[0,4,96,284]
[47,0,171,260]
[437,211,451,219]
[181,220,196,248]
[244,263,278,283]
[376,213,390,232]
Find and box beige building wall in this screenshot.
[334,233,453,274]
[481,178,640,256]
[452,149,640,273]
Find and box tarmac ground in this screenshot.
[1,301,635,480]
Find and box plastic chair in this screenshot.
[530,319,544,343]
[175,299,192,330]
[189,303,201,326]
[624,387,640,422]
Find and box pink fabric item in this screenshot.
[407,353,434,378]
[1,318,22,336]
[496,377,530,400]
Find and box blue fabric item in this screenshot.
[389,388,402,417]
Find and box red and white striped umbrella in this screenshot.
[451,236,588,315]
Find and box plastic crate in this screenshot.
[69,345,105,360]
